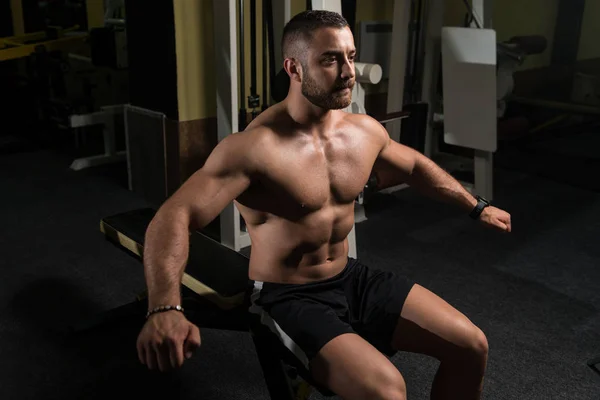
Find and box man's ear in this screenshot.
[284,58,302,83]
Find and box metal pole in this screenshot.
[214,0,245,250]
[238,0,247,131]
[265,0,276,104]
[250,0,257,95]
[248,0,260,118]
[262,0,269,110]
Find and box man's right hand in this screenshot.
[136,311,201,371]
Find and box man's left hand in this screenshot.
[479,206,511,233]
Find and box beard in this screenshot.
[301,66,353,110]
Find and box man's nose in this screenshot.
[341,59,355,80]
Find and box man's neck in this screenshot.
[284,91,334,128]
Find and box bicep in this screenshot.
[372,120,419,185]
[376,137,418,176]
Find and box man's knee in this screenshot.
[451,323,489,367]
[376,382,407,400]
[458,324,489,363]
[367,365,407,400]
[471,326,489,359]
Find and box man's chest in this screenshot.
[258,134,380,208]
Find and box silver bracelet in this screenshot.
[146,304,184,319]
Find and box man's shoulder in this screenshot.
[219,127,275,165]
[339,111,390,143]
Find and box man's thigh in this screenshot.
[391,284,488,361]
[310,333,406,400]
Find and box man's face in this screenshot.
[301,26,356,110]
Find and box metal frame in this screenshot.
[471,0,495,201]
[122,104,170,205]
[420,0,444,159]
[419,0,495,201]
[69,105,127,171]
[214,0,251,251]
[385,0,411,143]
[0,26,87,62]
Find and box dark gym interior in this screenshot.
[1,1,599,399]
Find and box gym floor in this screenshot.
[1,128,599,399]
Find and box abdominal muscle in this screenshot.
[240,203,355,284]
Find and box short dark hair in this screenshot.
[282,10,349,60]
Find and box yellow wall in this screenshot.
[10,0,24,35]
[173,0,216,121]
[355,0,394,23]
[444,0,471,27]
[578,0,600,60]
[291,0,305,18]
[173,0,282,120]
[86,0,105,29]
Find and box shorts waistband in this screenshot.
[252,257,358,293]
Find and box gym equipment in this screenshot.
[248,0,261,119]
[68,105,126,171]
[421,0,496,200]
[238,0,247,131]
[343,62,383,115]
[261,0,269,111]
[441,27,497,154]
[0,25,87,62]
[356,0,496,200]
[214,0,253,253]
[496,35,547,118]
[89,18,128,70]
[81,208,335,399]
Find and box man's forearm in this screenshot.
[407,154,477,212]
[143,208,190,308]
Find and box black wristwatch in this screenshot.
[469,195,490,220]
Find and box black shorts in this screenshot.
[248,257,414,373]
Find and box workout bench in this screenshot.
[86,208,335,399]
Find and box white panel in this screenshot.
[311,0,342,14]
[441,27,497,152]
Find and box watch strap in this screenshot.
[469,196,489,220]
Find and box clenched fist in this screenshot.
[136,311,201,371]
[479,206,512,233]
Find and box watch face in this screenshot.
[477,196,489,205]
